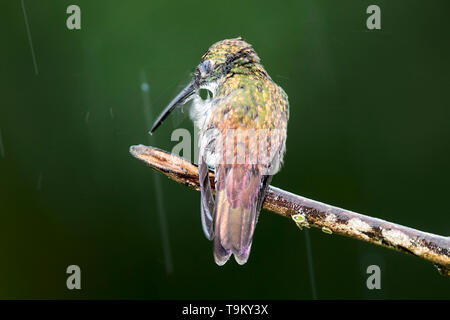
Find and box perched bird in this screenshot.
[151,37,289,265]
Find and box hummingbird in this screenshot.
[150,37,289,265]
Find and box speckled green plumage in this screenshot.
[212,73,288,130]
[202,38,289,132]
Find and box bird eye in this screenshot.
[199,60,213,77]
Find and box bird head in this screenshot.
[150,37,260,133]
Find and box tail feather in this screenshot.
[213,165,272,265]
[213,189,232,265]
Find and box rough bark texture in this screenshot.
[130,144,450,276]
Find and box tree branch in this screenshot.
[129,144,450,276]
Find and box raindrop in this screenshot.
[141,82,150,92]
[0,128,5,158]
[37,172,43,191]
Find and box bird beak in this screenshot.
[150,80,196,133]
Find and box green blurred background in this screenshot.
[0,0,449,299]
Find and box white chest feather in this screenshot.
[189,81,220,131]
[189,80,222,167]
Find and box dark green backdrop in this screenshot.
[0,0,449,299]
